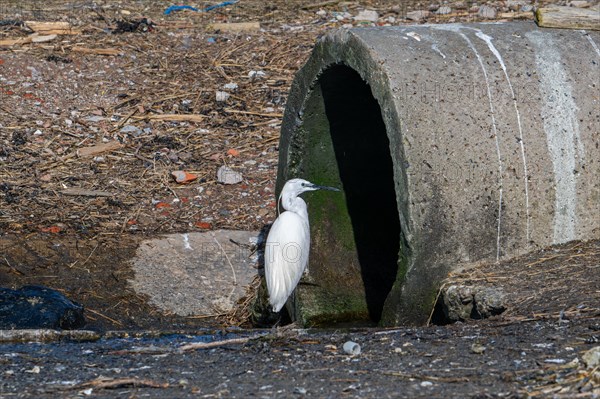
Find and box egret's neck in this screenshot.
[281,192,309,220]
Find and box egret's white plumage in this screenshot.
[265,178,339,312]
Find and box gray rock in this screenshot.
[440,285,506,322]
[129,230,259,316]
[354,10,379,22]
[406,10,431,20]
[0,286,85,330]
[84,115,105,123]
[120,125,142,136]
[473,287,506,318]
[436,6,453,14]
[217,165,243,184]
[215,91,230,102]
[442,285,474,321]
[582,346,600,368]
[521,5,533,12]
[478,4,497,19]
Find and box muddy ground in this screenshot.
[1,0,599,397]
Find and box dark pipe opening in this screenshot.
[319,65,401,322]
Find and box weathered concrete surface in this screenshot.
[129,230,259,316]
[278,22,600,326]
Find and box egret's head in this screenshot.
[283,178,340,197]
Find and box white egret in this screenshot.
[265,178,340,312]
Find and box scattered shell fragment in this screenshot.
[215,91,230,102]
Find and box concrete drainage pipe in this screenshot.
[276,22,600,326]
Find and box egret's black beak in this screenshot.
[312,184,340,192]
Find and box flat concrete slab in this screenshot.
[129,230,259,316]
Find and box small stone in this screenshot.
[215,91,230,102]
[582,346,600,368]
[223,82,238,91]
[217,165,243,185]
[521,5,533,12]
[471,343,486,354]
[85,115,104,123]
[40,173,52,182]
[436,6,452,14]
[293,387,307,395]
[248,70,266,80]
[478,5,497,19]
[335,11,352,21]
[316,9,327,17]
[442,285,474,321]
[420,381,433,387]
[25,366,41,374]
[354,9,379,22]
[473,287,506,318]
[506,0,526,11]
[406,10,431,20]
[178,151,193,162]
[168,152,179,163]
[120,125,142,136]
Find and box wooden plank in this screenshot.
[77,141,123,157]
[25,21,81,35]
[301,0,343,9]
[0,33,58,47]
[536,5,600,30]
[498,11,535,20]
[207,22,261,33]
[72,46,122,56]
[134,114,205,123]
[60,188,114,197]
[26,21,70,31]
[0,37,32,46]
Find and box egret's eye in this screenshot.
[301,183,307,187]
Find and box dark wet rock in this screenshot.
[0,286,85,330]
[473,287,506,318]
[438,285,506,323]
[441,285,474,321]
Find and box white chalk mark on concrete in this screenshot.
[460,31,504,261]
[431,43,447,59]
[582,30,600,57]
[406,31,422,41]
[211,231,238,302]
[182,233,192,250]
[527,31,582,244]
[475,30,531,246]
